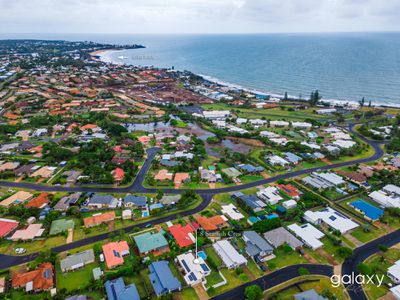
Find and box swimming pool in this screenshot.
[197,251,207,260]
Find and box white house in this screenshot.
[213,240,247,269]
[176,252,211,287]
[282,199,297,209]
[268,155,289,167]
[304,207,359,234]
[221,204,244,221]
[388,260,400,284]
[287,223,325,250]
[257,186,283,205]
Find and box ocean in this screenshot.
[2,33,400,105]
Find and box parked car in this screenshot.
[15,248,26,254]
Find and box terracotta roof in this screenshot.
[195,215,226,231]
[277,184,301,197]
[12,262,54,291]
[112,168,125,181]
[154,169,173,181]
[84,211,115,228]
[174,173,190,184]
[25,193,49,208]
[80,124,98,131]
[169,224,195,248]
[102,241,130,269]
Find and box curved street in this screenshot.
[211,264,333,300]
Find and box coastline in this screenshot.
[96,49,400,110]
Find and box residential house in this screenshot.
[174,172,190,187]
[213,239,247,269]
[105,277,140,300]
[83,212,115,228]
[176,252,210,286]
[154,169,173,181]
[53,193,81,211]
[63,170,82,184]
[277,184,301,199]
[49,219,75,235]
[123,195,147,208]
[0,191,33,207]
[0,161,20,172]
[111,168,125,184]
[232,191,266,212]
[12,262,54,292]
[349,200,384,222]
[221,203,244,220]
[60,249,95,272]
[303,207,359,234]
[287,223,325,250]
[30,166,56,178]
[169,224,195,248]
[0,218,19,238]
[264,227,303,250]
[388,260,400,284]
[221,167,241,178]
[294,289,327,300]
[103,241,130,269]
[257,186,283,205]
[243,231,274,261]
[87,194,118,209]
[160,195,181,206]
[133,231,170,256]
[267,155,289,167]
[10,224,45,241]
[195,215,227,231]
[148,261,181,296]
[25,193,49,209]
[237,164,264,173]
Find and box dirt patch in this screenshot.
[317,249,337,265]
[261,172,270,179]
[321,158,333,165]
[303,252,318,264]
[228,137,265,147]
[66,228,73,243]
[243,266,256,280]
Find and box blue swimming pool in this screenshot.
[197,251,207,260]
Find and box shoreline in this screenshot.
[96,48,400,110]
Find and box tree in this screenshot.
[359,97,365,108]
[244,284,263,300]
[284,91,288,100]
[378,244,388,252]
[336,247,353,259]
[357,263,373,275]
[252,218,281,233]
[368,100,372,107]
[309,90,322,106]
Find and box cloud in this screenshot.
[0,0,399,33]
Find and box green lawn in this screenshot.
[267,246,308,270]
[56,261,98,292]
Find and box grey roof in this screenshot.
[92,267,102,280]
[90,194,116,205]
[294,289,327,300]
[160,195,181,205]
[264,227,304,249]
[243,231,274,254]
[54,193,81,210]
[124,195,147,206]
[14,163,36,176]
[60,249,95,271]
[160,159,180,167]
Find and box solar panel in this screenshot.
[43,269,50,279]
[113,250,120,258]
[200,264,209,272]
[188,272,197,281]
[181,259,190,273]
[329,215,336,221]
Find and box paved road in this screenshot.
[342,229,400,300]
[211,264,333,300]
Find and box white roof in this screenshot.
[270,120,289,126]
[177,252,210,285]
[287,223,324,250]
[388,260,400,281]
[213,240,247,267]
[304,207,359,233]
[221,204,244,220]
[301,141,321,150]
[292,122,312,128]
[257,186,283,204]
[332,140,356,149]
[314,172,345,186]
[383,184,400,196]
[282,199,297,209]
[269,155,289,165]
[390,285,400,299]
[369,190,400,208]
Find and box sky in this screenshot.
[1,0,400,34]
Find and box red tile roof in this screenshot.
[0,218,19,238]
[25,193,49,208]
[112,168,125,182]
[195,215,226,231]
[102,241,130,269]
[169,224,195,248]
[277,184,301,198]
[12,262,54,291]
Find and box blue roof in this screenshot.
[105,277,140,300]
[284,152,302,164]
[350,199,384,221]
[248,216,260,223]
[149,261,181,296]
[149,203,164,210]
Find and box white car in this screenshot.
[15,248,26,254]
